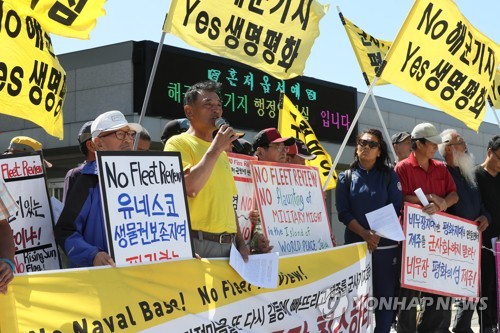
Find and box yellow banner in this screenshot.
[0,243,370,332]
[278,95,337,190]
[379,0,500,132]
[164,0,328,80]
[489,69,500,109]
[339,13,392,86]
[0,1,66,139]
[14,0,106,39]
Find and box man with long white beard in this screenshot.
[438,129,489,333]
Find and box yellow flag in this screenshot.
[379,0,500,132]
[339,12,392,86]
[278,95,337,190]
[164,0,329,80]
[0,1,66,139]
[14,0,106,39]
[489,69,500,109]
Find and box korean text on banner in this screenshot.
[0,1,66,139]
[14,0,106,39]
[163,0,329,80]
[339,13,392,86]
[227,153,257,246]
[402,203,481,299]
[0,153,61,273]
[250,161,334,255]
[96,151,194,266]
[489,69,500,109]
[278,94,337,190]
[0,243,373,333]
[379,0,500,132]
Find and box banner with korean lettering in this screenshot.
[228,153,257,246]
[489,69,500,109]
[379,0,500,132]
[14,0,106,39]
[339,13,392,86]
[163,0,329,80]
[0,152,61,273]
[0,1,66,139]
[278,94,338,190]
[402,203,481,299]
[96,151,194,266]
[0,242,373,333]
[250,161,333,255]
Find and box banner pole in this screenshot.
[322,77,379,191]
[369,92,398,162]
[133,13,168,151]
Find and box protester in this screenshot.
[232,138,253,156]
[137,128,151,151]
[286,138,316,165]
[160,118,190,145]
[0,179,18,294]
[250,128,295,254]
[5,136,52,168]
[391,131,412,163]
[55,110,142,268]
[473,134,500,333]
[395,122,458,333]
[62,121,94,202]
[163,81,248,260]
[435,129,489,333]
[335,129,402,333]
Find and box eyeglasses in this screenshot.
[267,144,289,153]
[357,139,380,149]
[99,130,136,140]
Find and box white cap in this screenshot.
[91,110,142,139]
[411,122,442,144]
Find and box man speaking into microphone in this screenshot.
[164,81,249,260]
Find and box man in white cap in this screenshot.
[55,110,141,268]
[395,122,458,333]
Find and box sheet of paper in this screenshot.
[229,244,279,288]
[414,188,429,206]
[365,203,405,241]
[51,196,64,224]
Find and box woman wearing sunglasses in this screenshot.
[335,128,403,333]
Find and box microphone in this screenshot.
[215,118,244,153]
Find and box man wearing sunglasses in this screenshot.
[395,122,458,333]
[55,110,142,268]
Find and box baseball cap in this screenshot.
[411,123,442,144]
[7,136,52,168]
[77,121,93,144]
[391,131,411,144]
[91,110,142,139]
[232,138,253,155]
[161,118,190,144]
[288,139,316,160]
[252,128,295,150]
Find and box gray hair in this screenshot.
[438,128,458,158]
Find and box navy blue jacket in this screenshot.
[335,165,402,247]
[55,161,108,267]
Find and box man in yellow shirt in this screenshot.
[164,81,248,259]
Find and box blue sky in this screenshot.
[52,0,500,126]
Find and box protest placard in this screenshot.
[96,151,194,266]
[227,152,257,246]
[251,161,333,255]
[0,152,61,272]
[0,243,373,333]
[402,203,481,299]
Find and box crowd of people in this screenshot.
[0,80,499,333]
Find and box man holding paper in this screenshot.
[394,122,458,333]
[336,129,402,333]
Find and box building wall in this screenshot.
[0,41,498,244]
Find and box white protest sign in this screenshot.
[96,151,194,266]
[250,161,333,255]
[0,152,61,272]
[402,203,481,299]
[227,153,257,246]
